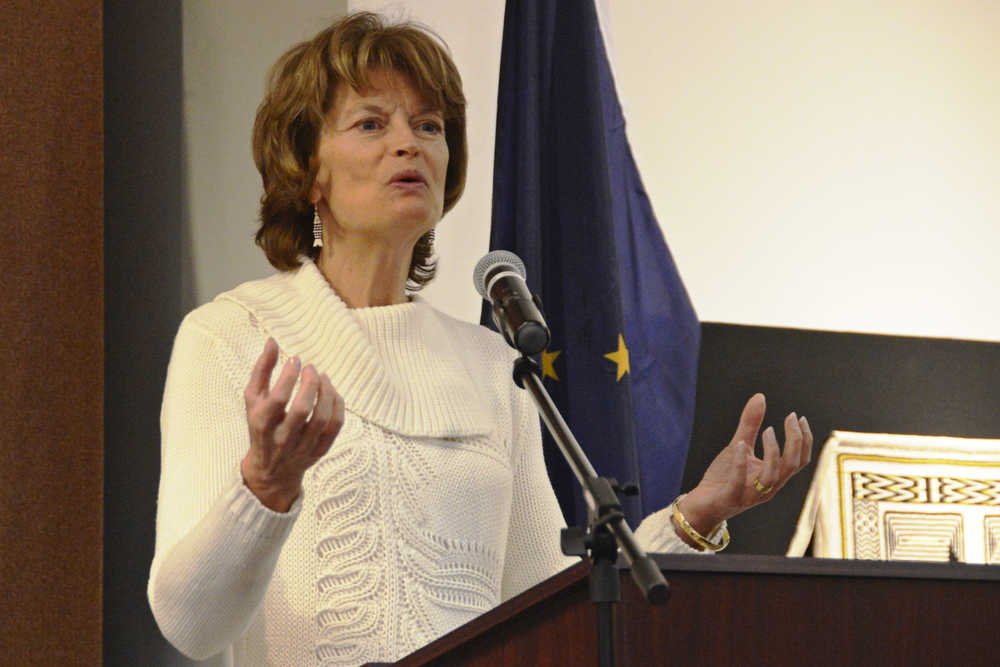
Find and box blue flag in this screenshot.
[485,0,701,528]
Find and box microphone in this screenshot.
[474,250,550,356]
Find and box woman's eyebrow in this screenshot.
[345,101,442,117]
[345,103,390,116]
[412,102,443,115]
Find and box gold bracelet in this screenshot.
[669,497,730,552]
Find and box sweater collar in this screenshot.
[220,261,494,438]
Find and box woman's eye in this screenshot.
[417,120,443,135]
[359,119,380,131]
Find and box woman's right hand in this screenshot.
[240,337,344,512]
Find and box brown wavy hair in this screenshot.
[251,12,467,289]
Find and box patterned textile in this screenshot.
[788,431,1000,564]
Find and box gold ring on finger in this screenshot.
[753,477,774,495]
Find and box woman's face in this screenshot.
[310,68,449,247]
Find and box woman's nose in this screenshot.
[390,120,420,157]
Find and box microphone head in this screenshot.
[473,250,527,298]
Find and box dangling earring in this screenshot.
[312,206,323,248]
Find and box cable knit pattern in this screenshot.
[148,260,705,666]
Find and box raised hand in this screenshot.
[679,393,813,537]
[240,337,344,512]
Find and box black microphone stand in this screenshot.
[512,356,669,667]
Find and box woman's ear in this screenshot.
[308,173,322,205]
[308,152,326,206]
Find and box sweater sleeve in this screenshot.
[634,504,726,555]
[147,311,300,660]
[500,385,715,601]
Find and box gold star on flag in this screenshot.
[541,349,561,381]
[604,334,630,382]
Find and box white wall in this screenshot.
[610,0,1000,342]
[181,0,348,304]
[185,0,1000,342]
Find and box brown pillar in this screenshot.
[0,1,104,664]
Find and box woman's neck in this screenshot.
[314,236,413,308]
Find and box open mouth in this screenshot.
[390,170,427,186]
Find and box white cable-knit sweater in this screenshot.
[148,260,703,666]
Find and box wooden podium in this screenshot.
[385,554,1000,666]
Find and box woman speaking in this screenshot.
[148,12,811,666]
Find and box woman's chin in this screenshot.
[390,204,441,232]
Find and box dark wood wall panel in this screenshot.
[0,1,104,664]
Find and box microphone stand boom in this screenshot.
[512,356,669,667]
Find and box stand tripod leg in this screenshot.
[590,556,620,667]
[596,601,615,667]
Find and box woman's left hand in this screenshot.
[678,393,813,537]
